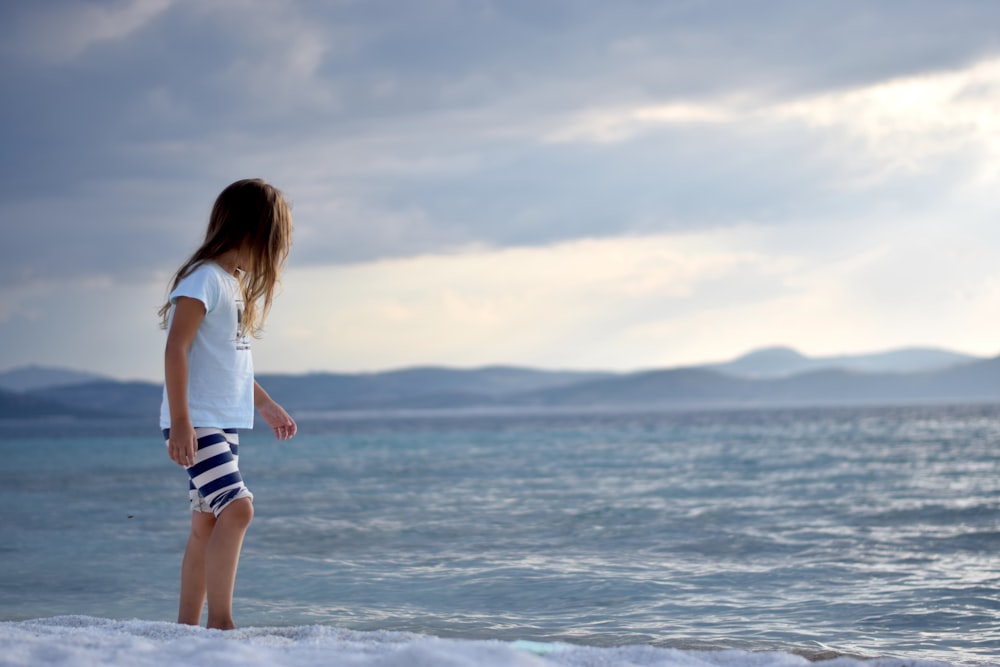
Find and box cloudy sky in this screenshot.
[3,0,1000,381]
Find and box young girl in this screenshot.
[159,178,297,630]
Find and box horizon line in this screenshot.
[2,344,994,384]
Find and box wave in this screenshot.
[0,616,985,667]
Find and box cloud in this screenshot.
[775,57,1000,188]
[255,230,806,373]
[4,198,998,379]
[185,0,340,117]
[247,213,1000,375]
[3,2,1000,274]
[5,48,1000,291]
[2,0,173,63]
[5,1,1000,374]
[538,55,1000,172]
[544,102,738,144]
[0,272,166,380]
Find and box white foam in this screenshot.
[0,617,977,667]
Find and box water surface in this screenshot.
[1,403,998,665]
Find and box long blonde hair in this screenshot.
[159,179,293,338]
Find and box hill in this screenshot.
[0,364,110,392]
[516,359,1000,409]
[0,387,110,420]
[31,381,164,421]
[6,347,999,421]
[256,366,613,411]
[705,346,980,378]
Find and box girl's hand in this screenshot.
[168,425,197,467]
[258,399,297,441]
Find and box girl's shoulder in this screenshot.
[179,260,232,284]
[172,261,235,307]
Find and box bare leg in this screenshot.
[177,511,217,625]
[204,498,254,630]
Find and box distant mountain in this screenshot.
[0,387,110,420]
[6,350,1000,422]
[0,364,109,392]
[516,357,1000,408]
[254,366,614,411]
[28,381,164,422]
[16,366,611,420]
[705,346,981,379]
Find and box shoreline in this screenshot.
[1,615,985,667]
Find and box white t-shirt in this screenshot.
[159,261,255,429]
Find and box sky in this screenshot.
[2,0,1000,381]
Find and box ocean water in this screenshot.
[1,403,999,667]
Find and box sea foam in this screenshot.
[0,617,976,667]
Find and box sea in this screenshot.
[1,402,999,667]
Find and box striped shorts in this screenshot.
[162,427,254,517]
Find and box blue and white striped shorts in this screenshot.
[162,427,254,517]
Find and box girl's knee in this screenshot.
[219,497,253,527]
[189,511,217,541]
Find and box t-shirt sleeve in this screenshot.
[170,265,221,313]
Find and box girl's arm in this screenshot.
[164,297,206,467]
[254,381,297,441]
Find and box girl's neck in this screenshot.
[214,249,242,276]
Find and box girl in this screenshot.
[159,178,297,630]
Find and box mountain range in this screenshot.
[704,346,978,378]
[1,346,996,422]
